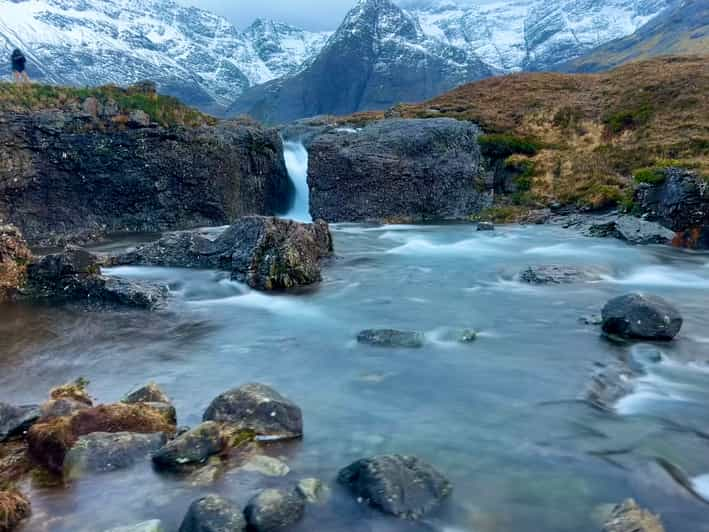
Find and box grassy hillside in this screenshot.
[0,82,216,128]
[343,55,709,212]
[562,0,709,73]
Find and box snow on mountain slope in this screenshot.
[407,0,672,72]
[0,0,329,112]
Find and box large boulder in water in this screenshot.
[63,431,167,479]
[0,403,40,442]
[0,225,32,303]
[601,293,682,340]
[203,383,303,441]
[603,499,664,532]
[337,455,452,519]
[179,495,246,532]
[307,119,493,223]
[588,216,675,245]
[244,488,305,531]
[152,422,224,471]
[114,216,333,291]
[0,112,292,247]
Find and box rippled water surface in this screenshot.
[2,224,709,531]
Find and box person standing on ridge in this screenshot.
[11,49,30,84]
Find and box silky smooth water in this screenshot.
[2,224,709,531]
[282,141,312,223]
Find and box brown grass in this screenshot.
[0,490,30,531]
[49,378,92,406]
[338,56,709,210]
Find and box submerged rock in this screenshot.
[244,488,305,531]
[337,455,452,519]
[203,384,303,441]
[104,520,165,532]
[585,363,636,411]
[0,225,32,303]
[477,222,495,231]
[152,422,224,471]
[64,432,167,479]
[0,403,40,442]
[0,490,31,531]
[240,455,290,477]
[296,478,330,504]
[357,329,425,348]
[179,495,246,532]
[519,265,604,285]
[601,294,683,340]
[114,216,333,291]
[602,499,664,532]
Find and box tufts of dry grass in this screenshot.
[0,490,30,531]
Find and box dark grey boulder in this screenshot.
[337,455,452,519]
[178,495,246,532]
[203,384,303,441]
[357,329,424,348]
[602,293,683,340]
[152,422,224,470]
[519,265,604,285]
[244,488,305,531]
[123,383,171,405]
[588,216,675,245]
[64,432,167,479]
[477,222,495,231]
[0,402,40,441]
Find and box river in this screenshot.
[1,224,709,531]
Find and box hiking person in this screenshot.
[11,49,29,84]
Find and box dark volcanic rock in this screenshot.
[0,403,40,442]
[152,422,224,470]
[244,488,305,531]
[602,293,683,341]
[179,495,246,532]
[338,455,452,519]
[307,119,492,223]
[603,499,664,532]
[634,168,709,249]
[0,225,32,303]
[23,246,168,309]
[64,432,167,479]
[114,216,333,291]
[203,384,303,440]
[0,111,292,246]
[357,329,425,348]
[519,265,604,285]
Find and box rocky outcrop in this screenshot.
[588,216,675,245]
[603,499,665,532]
[337,455,452,519]
[179,495,246,532]
[0,110,292,246]
[0,226,32,303]
[244,488,305,531]
[307,119,492,223]
[602,294,683,341]
[634,168,709,249]
[357,329,425,348]
[152,422,224,471]
[203,383,303,441]
[114,217,333,291]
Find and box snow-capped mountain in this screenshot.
[229,0,493,123]
[406,0,672,72]
[0,0,329,112]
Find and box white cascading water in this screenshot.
[282,140,312,223]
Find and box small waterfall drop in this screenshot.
[282,140,312,223]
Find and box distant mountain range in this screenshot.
[1,0,700,121]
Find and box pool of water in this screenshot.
[2,224,709,531]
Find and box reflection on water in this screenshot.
[2,224,709,531]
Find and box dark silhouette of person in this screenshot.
[11,49,29,84]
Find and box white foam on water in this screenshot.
[615,373,692,415]
[601,265,709,288]
[282,141,312,223]
[691,474,709,501]
[386,236,507,257]
[189,290,321,318]
[523,242,615,258]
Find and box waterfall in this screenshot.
[282,140,312,223]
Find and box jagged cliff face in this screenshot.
[228,0,493,123]
[0,102,293,246]
[0,0,330,113]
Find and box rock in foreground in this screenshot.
[602,294,682,341]
[0,490,31,531]
[603,499,664,532]
[203,384,302,441]
[337,455,452,519]
[308,119,492,223]
[244,488,305,531]
[179,495,246,532]
[115,216,333,291]
[357,329,424,348]
[152,422,224,470]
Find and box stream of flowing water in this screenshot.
[282,141,312,223]
[2,224,709,531]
